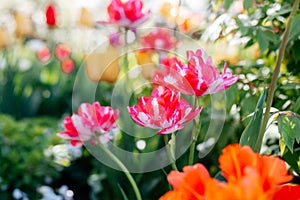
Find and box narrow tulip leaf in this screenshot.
[240,89,266,149]
[278,114,300,152]
[118,184,129,200]
[214,171,226,182]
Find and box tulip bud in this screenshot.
[45,3,57,27]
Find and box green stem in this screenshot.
[254,0,299,152]
[164,134,178,170]
[99,144,142,200]
[188,97,199,165]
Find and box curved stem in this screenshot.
[99,144,142,200]
[254,0,299,152]
[188,97,199,165]
[164,134,178,170]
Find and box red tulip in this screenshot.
[45,4,57,27]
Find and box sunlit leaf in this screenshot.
[240,89,266,149]
[278,114,300,152]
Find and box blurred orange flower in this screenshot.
[160,164,211,200]
[160,144,300,200]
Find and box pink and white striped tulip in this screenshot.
[153,49,238,97]
[57,102,119,146]
[128,86,202,134]
[99,0,150,28]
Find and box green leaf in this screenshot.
[243,0,253,11]
[278,114,300,152]
[224,0,234,10]
[257,30,269,54]
[280,83,300,90]
[240,89,266,149]
[225,83,238,112]
[288,14,300,42]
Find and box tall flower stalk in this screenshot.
[188,97,200,165]
[254,0,300,152]
[98,143,142,200]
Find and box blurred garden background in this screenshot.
[0,0,299,199]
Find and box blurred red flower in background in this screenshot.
[36,46,51,64]
[140,28,177,51]
[61,58,75,74]
[55,44,70,61]
[100,0,150,28]
[128,86,202,134]
[57,102,119,146]
[45,3,57,27]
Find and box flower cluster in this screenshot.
[57,102,119,146]
[160,144,300,200]
[36,43,75,74]
[129,48,237,134]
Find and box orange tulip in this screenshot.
[78,7,94,28]
[135,51,157,80]
[0,28,11,49]
[14,11,34,38]
[160,164,211,200]
[160,144,300,200]
[85,45,120,83]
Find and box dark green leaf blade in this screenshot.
[240,89,266,149]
